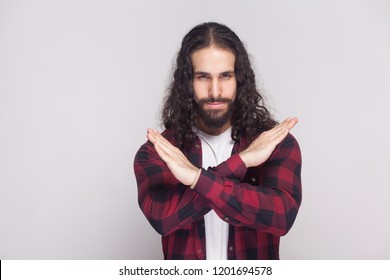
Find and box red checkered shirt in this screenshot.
[134,128,302,259]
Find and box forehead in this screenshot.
[191,46,235,72]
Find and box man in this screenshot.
[134,22,302,260]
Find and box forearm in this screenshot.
[193,168,301,235]
[140,184,211,235]
[192,134,302,235]
[134,144,210,235]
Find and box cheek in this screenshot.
[224,80,237,98]
[193,81,207,100]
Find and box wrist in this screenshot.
[239,151,251,168]
[190,168,202,189]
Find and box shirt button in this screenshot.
[229,246,234,251]
[250,177,256,183]
[224,217,229,222]
[197,248,203,254]
[195,144,200,149]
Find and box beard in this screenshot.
[195,97,234,129]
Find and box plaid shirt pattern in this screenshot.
[134,129,302,259]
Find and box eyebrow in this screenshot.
[221,70,235,75]
[193,71,209,75]
[194,70,235,75]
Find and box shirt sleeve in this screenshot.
[134,140,211,236]
[192,133,302,236]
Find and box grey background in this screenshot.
[1,0,389,259]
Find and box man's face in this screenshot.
[191,46,237,134]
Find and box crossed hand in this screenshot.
[147,117,298,187]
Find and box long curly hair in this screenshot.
[162,22,277,148]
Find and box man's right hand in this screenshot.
[239,117,298,168]
[147,129,200,186]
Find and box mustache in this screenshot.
[197,97,233,105]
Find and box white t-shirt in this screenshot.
[196,127,235,260]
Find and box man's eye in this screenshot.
[221,73,233,79]
[197,75,209,80]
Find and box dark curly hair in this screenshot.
[162,22,277,148]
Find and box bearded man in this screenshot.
[134,22,302,260]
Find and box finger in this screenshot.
[267,119,296,142]
[252,117,292,145]
[148,129,175,151]
[156,139,189,168]
[269,117,298,136]
[269,118,298,142]
[147,129,177,159]
[154,140,175,163]
[156,135,187,164]
[149,130,187,164]
[267,128,288,143]
[286,117,298,130]
[147,129,157,144]
[272,127,289,143]
[266,118,291,136]
[154,134,177,155]
[150,129,176,149]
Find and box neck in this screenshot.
[196,119,232,136]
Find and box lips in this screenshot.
[204,102,227,109]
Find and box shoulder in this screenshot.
[281,132,300,149]
[272,132,301,163]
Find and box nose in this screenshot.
[209,78,221,99]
